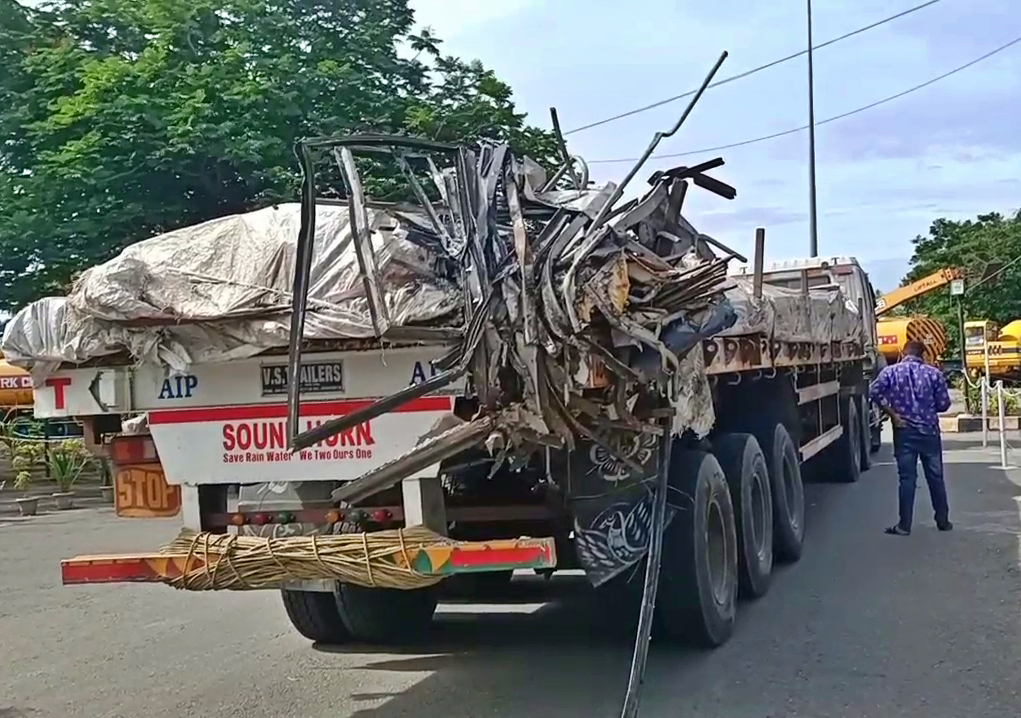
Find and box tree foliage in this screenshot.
[899,211,1021,355]
[0,0,559,311]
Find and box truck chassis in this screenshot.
[59,328,870,648]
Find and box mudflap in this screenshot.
[564,433,676,588]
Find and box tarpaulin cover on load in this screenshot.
[1,203,465,377]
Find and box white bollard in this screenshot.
[981,378,989,448]
[996,380,1012,470]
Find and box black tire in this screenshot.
[858,395,873,472]
[656,450,738,648]
[760,422,805,564]
[712,433,773,600]
[336,583,438,644]
[281,589,352,644]
[830,397,862,484]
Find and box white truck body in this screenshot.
[31,346,462,485]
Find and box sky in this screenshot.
[410,0,1021,291]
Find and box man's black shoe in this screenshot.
[885,525,911,536]
[937,521,953,532]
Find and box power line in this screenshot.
[564,0,944,136]
[588,35,1021,165]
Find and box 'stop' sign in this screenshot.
[260,361,345,396]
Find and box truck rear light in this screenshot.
[109,435,158,465]
[250,513,270,526]
[370,509,391,523]
[229,513,246,526]
[324,510,342,523]
[275,512,294,524]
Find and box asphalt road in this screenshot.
[2,434,1021,718]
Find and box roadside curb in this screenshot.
[940,414,1021,433]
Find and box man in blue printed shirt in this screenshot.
[869,340,953,536]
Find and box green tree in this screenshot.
[899,211,1021,356]
[0,0,559,312]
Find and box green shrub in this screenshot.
[11,441,42,490]
[964,381,1020,415]
[46,439,93,493]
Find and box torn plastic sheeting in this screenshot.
[1,203,466,376]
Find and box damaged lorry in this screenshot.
[2,131,879,654]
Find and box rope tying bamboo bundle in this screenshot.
[162,527,450,591]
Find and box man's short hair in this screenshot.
[902,340,926,357]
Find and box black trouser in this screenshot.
[892,426,950,530]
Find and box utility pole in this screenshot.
[807,0,819,257]
[958,295,971,413]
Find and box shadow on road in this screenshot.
[312,577,686,716]
[300,441,1021,718]
[4,441,1018,718]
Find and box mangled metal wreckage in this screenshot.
[282,133,750,588]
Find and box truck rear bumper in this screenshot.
[61,532,557,589]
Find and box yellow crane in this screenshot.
[874,267,963,317]
[872,267,962,365]
[876,317,947,366]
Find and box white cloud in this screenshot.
[393,1,1021,267]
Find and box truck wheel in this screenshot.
[831,397,862,484]
[336,583,438,644]
[762,423,805,563]
[858,395,873,471]
[656,450,738,648]
[712,433,773,599]
[281,589,352,644]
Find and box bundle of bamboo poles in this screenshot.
[161,527,449,591]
